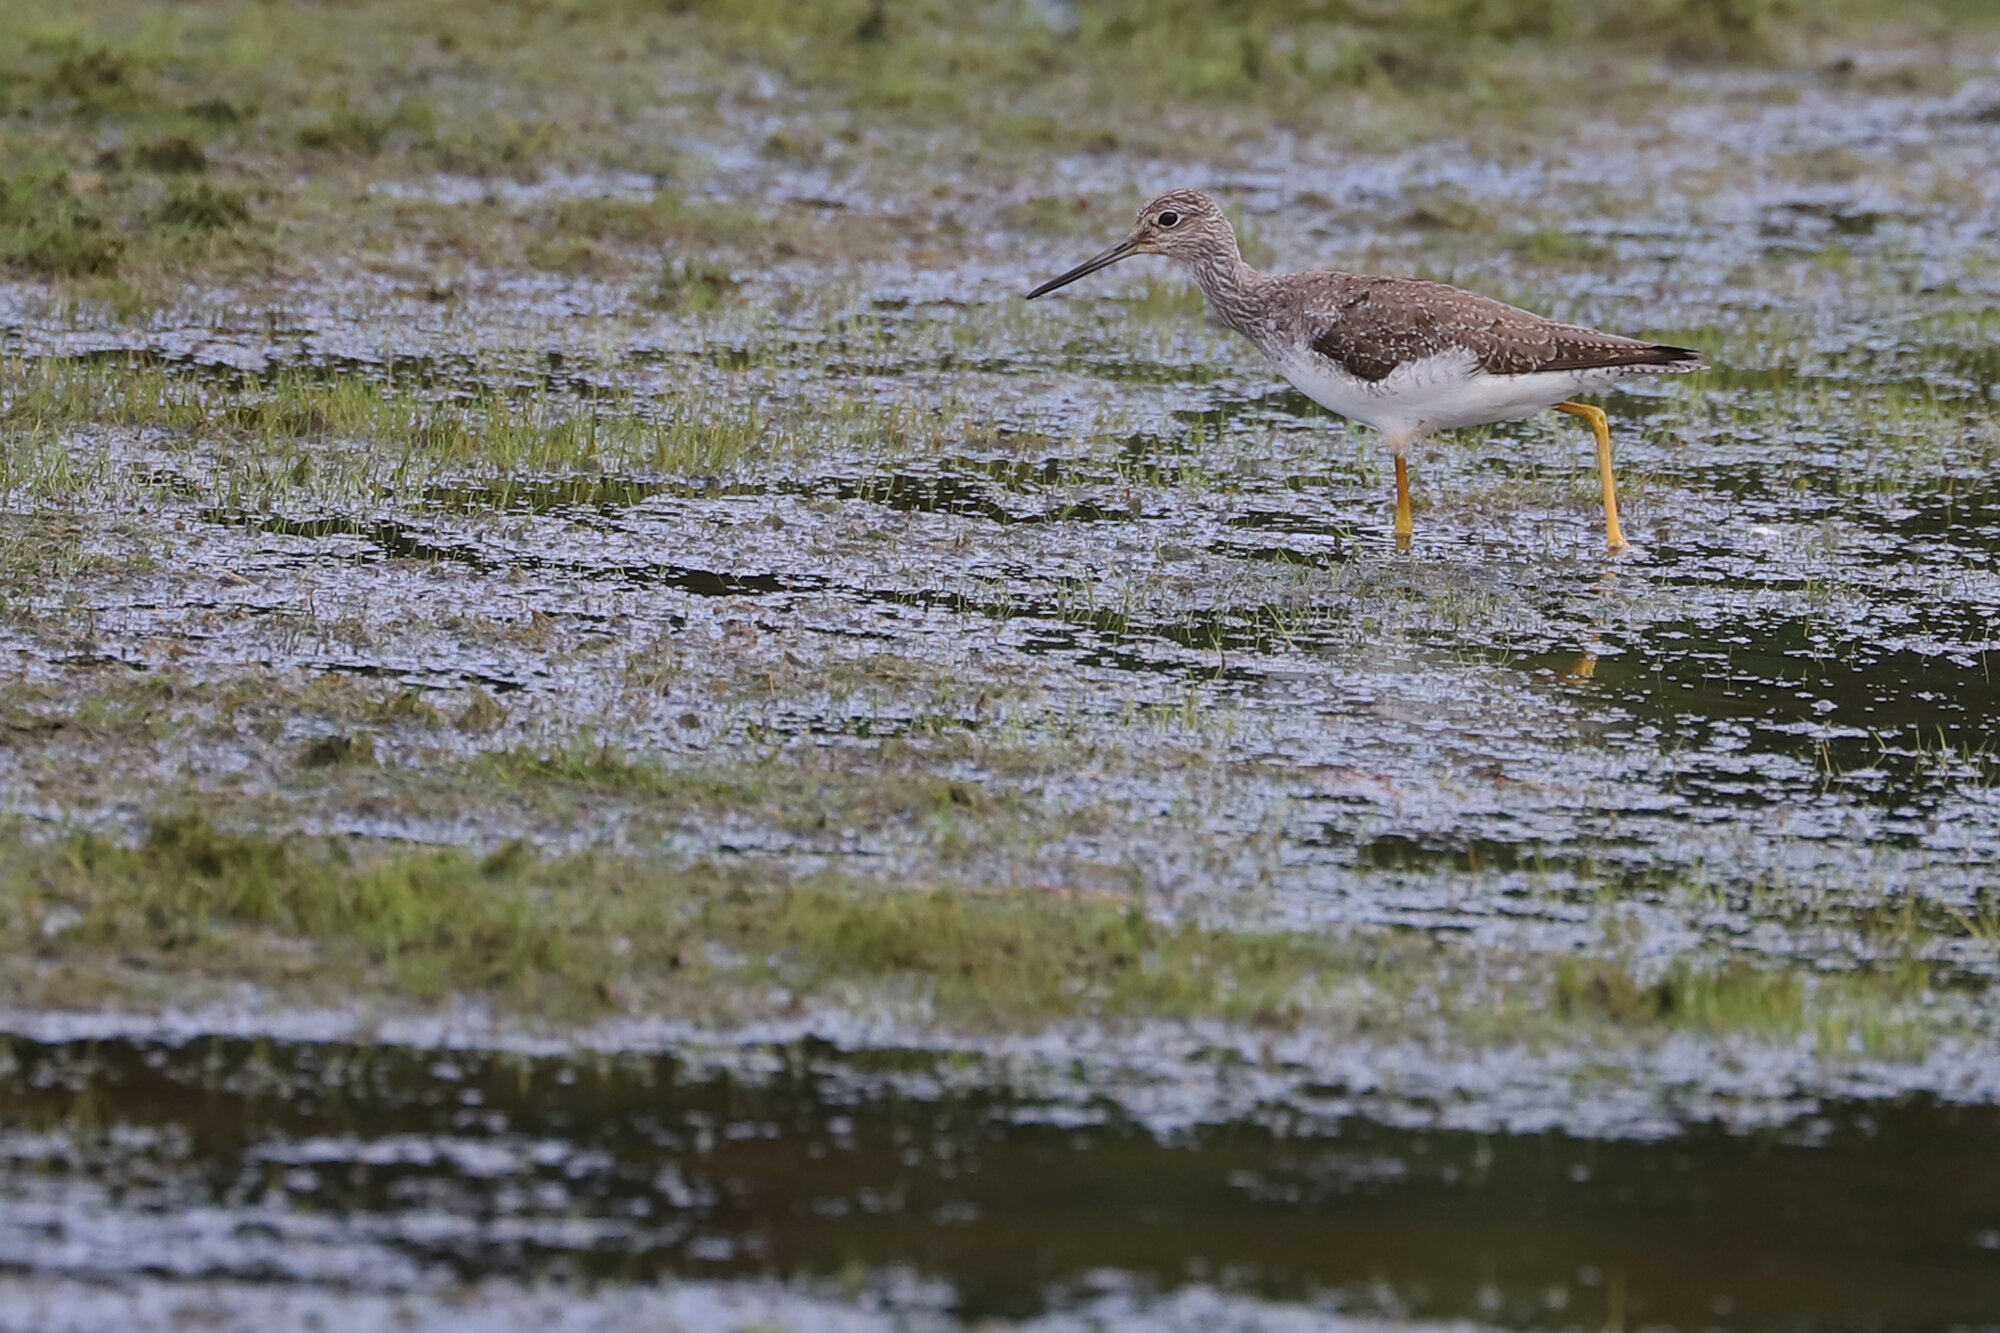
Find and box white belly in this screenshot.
[1270,348,1621,443]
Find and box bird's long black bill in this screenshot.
[1025,237,1139,298]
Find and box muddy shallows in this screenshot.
[3,1035,1998,1332]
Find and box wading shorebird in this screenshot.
[1026,189,1701,551]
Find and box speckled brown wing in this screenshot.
[1302,275,1699,382]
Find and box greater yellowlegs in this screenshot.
[1026,188,1701,550]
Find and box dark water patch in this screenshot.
[1678,466,2000,526]
[1762,200,1902,239]
[197,507,828,600]
[656,565,825,599]
[422,475,684,516]
[424,474,840,519]
[1602,619,1997,747]
[1304,824,1670,894]
[1224,510,1357,539]
[49,346,475,392]
[957,452,1097,491]
[400,459,1172,527]
[1207,541,1350,569]
[48,652,150,672]
[826,470,1134,526]
[878,586,1270,683]
[844,444,1212,502]
[3,1035,1998,1329]
[1512,615,2000,818]
[310,659,536,693]
[1173,387,1330,429]
[17,345,640,409]
[967,353,1233,387]
[1849,485,2000,552]
[199,508,498,570]
[1355,833,1551,875]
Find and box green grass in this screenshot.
[0,165,122,276]
[478,741,1009,836]
[1507,227,1615,266]
[1555,956,1804,1033]
[4,812,1347,1025]
[0,797,1970,1049]
[0,0,1990,286]
[0,355,991,501]
[1552,954,1944,1054]
[645,256,742,312]
[526,193,769,274]
[670,0,1976,134]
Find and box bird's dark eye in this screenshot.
[1157,211,1180,228]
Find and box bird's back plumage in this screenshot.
[1262,272,1698,383]
[1219,271,1699,441]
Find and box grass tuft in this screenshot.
[4,813,1340,1022]
[298,734,376,770]
[0,167,120,276]
[646,256,740,312]
[1555,957,1806,1032]
[133,135,207,174]
[153,181,249,230]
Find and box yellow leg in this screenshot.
[1553,401,1628,552]
[1393,454,1413,546]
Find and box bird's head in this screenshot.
[1026,188,1236,298]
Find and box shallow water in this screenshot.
[5,1034,1999,1331]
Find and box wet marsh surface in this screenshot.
[6,2,2000,1328]
[5,1032,2000,1332]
